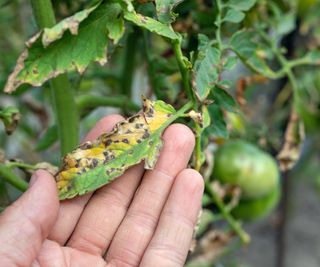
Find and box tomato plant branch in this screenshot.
[121,29,139,99]
[5,162,37,170]
[76,95,140,114]
[142,32,166,99]
[215,0,223,50]
[194,124,202,171]
[30,0,79,156]
[0,164,28,192]
[172,39,205,171]
[172,39,196,105]
[205,180,251,244]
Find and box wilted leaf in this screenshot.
[0,107,20,134]
[4,2,125,93]
[155,0,184,24]
[34,162,59,176]
[123,11,179,40]
[56,97,188,200]
[194,47,221,101]
[277,109,305,171]
[186,230,233,267]
[196,209,215,237]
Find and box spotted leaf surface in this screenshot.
[56,97,179,200]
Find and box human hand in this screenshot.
[0,115,204,267]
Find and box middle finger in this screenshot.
[105,124,195,266]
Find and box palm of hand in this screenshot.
[0,115,203,267]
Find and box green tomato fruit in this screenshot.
[213,140,280,199]
[231,186,281,221]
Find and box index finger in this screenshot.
[48,114,124,245]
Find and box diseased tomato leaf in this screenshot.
[56,97,187,200]
[4,2,124,93]
[155,0,184,24]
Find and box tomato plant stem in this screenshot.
[172,39,196,105]
[50,76,79,156]
[121,29,138,99]
[195,124,202,171]
[172,38,204,171]
[30,0,79,156]
[205,180,251,244]
[5,162,37,170]
[215,0,223,50]
[0,164,28,192]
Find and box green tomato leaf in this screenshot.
[4,2,125,93]
[206,103,228,139]
[223,56,238,70]
[155,0,184,24]
[212,87,237,113]
[302,49,320,64]
[222,8,245,23]
[56,97,188,200]
[123,11,179,40]
[194,46,221,101]
[202,105,211,130]
[228,0,257,11]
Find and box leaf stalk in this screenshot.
[0,164,28,192]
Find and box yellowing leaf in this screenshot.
[56,97,191,200]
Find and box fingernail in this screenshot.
[29,172,39,188]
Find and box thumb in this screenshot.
[0,169,59,267]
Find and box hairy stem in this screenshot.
[0,164,28,192]
[30,0,79,156]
